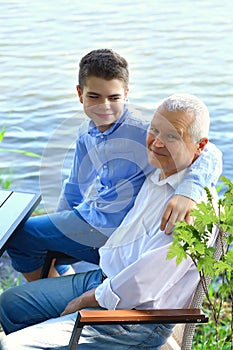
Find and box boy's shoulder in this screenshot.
[123,107,150,129]
[76,119,91,138]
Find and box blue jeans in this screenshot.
[6,210,107,274]
[0,270,173,349]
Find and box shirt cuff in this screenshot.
[95,278,120,310]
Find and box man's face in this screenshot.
[77,76,128,132]
[146,106,204,178]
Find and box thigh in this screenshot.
[9,210,107,248]
[22,210,107,246]
[0,270,102,334]
[36,211,103,264]
[6,211,105,271]
[47,210,107,247]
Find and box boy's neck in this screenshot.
[97,123,113,133]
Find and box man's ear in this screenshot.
[76,85,83,104]
[197,137,209,154]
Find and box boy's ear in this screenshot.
[124,88,129,100]
[76,85,83,103]
[197,137,208,154]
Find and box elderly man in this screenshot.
[0,93,218,349]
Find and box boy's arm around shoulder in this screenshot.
[175,141,222,203]
[160,142,222,234]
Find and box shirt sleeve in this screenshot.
[95,243,196,310]
[175,142,222,202]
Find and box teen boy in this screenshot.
[5,49,222,281]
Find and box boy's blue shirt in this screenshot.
[57,107,222,237]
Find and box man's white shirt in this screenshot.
[95,168,215,310]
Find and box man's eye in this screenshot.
[88,95,98,99]
[149,127,159,135]
[167,134,178,141]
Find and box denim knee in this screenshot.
[0,288,15,334]
[0,286,35,335]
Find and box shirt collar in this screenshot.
[88,107,128,137]
[150,168,188,190]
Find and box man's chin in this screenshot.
[148,156,161,169]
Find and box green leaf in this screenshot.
[167,243,187,265]
[0,125,6,142]
[0,148,41,158]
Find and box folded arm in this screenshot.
[95,243,197,310]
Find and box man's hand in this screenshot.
[160,195,195,234]
[60,288,99,316]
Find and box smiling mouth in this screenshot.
[150,148,167,157]
[95,113,114,119]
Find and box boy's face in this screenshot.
[146,106,208,178]
[77,76,128,132]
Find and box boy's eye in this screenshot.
[88,95,99,99]
[109,96,122,102]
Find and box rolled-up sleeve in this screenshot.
[95,278,120,310]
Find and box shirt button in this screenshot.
[103,165,107,169]
[105,185,109,189]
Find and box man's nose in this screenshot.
[152,136,164,147]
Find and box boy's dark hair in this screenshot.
[78,49,129,90]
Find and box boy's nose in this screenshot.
[98,96,107,103]
[101,100,112,110]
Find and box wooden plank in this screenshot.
[0,191,41,251]
[79,309,208,324]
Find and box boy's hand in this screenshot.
[60,289,99,316]
[160,195,195,235]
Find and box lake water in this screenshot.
[0,0,233,210]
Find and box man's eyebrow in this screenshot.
[167,128,182,137]
[149,123,182,136]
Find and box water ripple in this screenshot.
[0,0,233,199]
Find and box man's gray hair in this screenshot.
[160,93,210,142]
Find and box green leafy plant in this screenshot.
[0,124,41,189]
[167,176,233,350]
[0,265,22,295]
[193,283,231,349]
[0,124,41,158]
